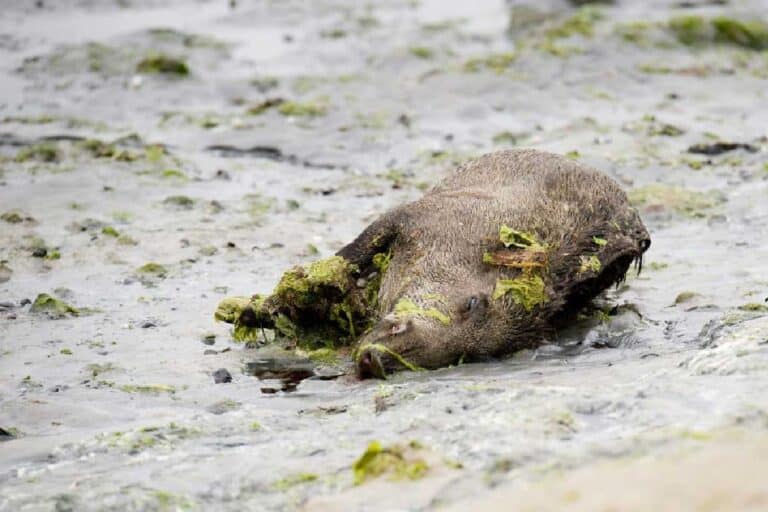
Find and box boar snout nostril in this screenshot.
[639,238,651,252]
[356,349,387,380]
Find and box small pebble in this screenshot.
[213,368,232,383]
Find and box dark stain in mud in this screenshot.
[687,142,758,155]
[205,144,345,170]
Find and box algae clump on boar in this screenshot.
[215,255,380,350]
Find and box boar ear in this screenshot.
[336,207,406,269]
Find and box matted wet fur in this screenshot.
[338,149,650,378]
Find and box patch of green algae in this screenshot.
[628,184,724,217]
[30,293,80,318]
[136,54,189,75]
[669,16,768,50]
[492,275,548,310]
[217,255,380,350]
[394,297,451,325]
[579,255,602,274]
[355,343,425,373]
[499,225,546,251]
[353,441,429,485]
[272,473,318,491]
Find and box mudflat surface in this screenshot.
[1,1,767,510]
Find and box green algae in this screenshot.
[372,251,392,274]
[30,293,80,318]
[628,184,724,217]
[675,291,698,305]
[409,46,434,59]
[492,275,548,310]
[306,347,340,365]
[246,97,284,115]
[669,16,768,50]
[546,6,603,39]
[463,52,517,73]
[499,225,545,251]
[101,226,120,237]
[352,441,429,485]
[355,343,425,373]
[738,303,768,313]
[277,101,327,117]
[272,473,318,491]
[492,131,525,145]
[273,256,355,305]
[615,21,652,44]
[394,297,451,325]
[119,384,176,395]
[579,255,602,274]
[14,143,59,163]
[136,54,189,75]
[77,139,138,161]
[214,295,271,343]
[214,296,251,324]
[1,211,24,223]
[163,195,195,209]
[137,263,168,277]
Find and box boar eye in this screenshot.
[464,296,480,312]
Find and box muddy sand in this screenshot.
[1,0,767,510]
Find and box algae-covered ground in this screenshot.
[1,0,768,510]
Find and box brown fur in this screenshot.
[337,149,650,378]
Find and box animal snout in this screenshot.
[356,347,388,379]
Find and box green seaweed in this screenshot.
[101,226,120,237]
[394,297,451,325]
[492,131,524,145]
[492,275,548,310]
[246,98,284,115]
[409,46,434,59]
[1,211,24,223]
[674,291,698,305]
[277,101,327,117]
[77,139,138,161]
[30,293,80,318]
[669,16,768,50]
[136,54,189,75]
[163,195,195,209]
[355,343,425,373]
[669,16,709,46]
[499,225,545,251]
[738,303,768,312]
[546,6,603,39]
[272,473,318,491]
[579,255,601,273]
[306,347,340,365]
[463,52,517,73]
[352,441,429,485]
[14,143,59,163]
[137,262,168,278]
[119,384,176,394]
[615,21,652,44]
[628,184,724,217]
